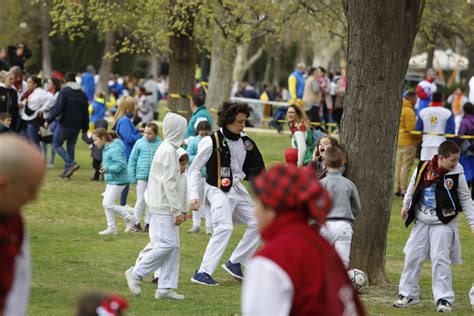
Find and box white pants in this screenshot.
[134,180,151,225]
[420,147,438,161]
[102,184,132,229]
[399,221,457,304]
[198,188,260,275]
[133,214,180,289]
[193,177,211,228]
[320,221,353,269]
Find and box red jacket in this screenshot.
[257,212,365,316]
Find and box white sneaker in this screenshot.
[98,227,118,235]
[187,226,200,233]
[155,289,184,300]
[393,294,419,308]
[47,163,55,169]
[125,267,142,296]
[124,216,135,233]
[436,299,453,312]
[205,226,213,235]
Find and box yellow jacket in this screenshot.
[398,99,420,146]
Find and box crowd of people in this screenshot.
[2,56,474,315]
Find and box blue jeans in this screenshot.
[25,122,40,146]
[53,126,80,172]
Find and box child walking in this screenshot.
[128,122,162,233]
[319,146,361,269]
[393,141,474,312]
[125,112,187,300]
[82,119,108,181]
[186,120,212,234]
[93,128,135,235]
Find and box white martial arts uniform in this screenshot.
[102,184,134,229]
[191,177,211,229]
[132,113,187,291]
[133,180,151,225]
[399,163,474,305]
[188,130,260,275]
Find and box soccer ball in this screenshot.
[348,269,368,290]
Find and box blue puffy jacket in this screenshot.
[115,114,142,160]
[128,136,162,183]
[103,139,130,185]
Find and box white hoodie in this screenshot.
[145,112,187,217]
[20,87,52,121]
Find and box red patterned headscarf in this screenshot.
[253,164,332,224]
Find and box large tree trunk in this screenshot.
[206,30,236,115]
[40,3,52,78]
[263,54,272,84]
[98,31,115,93]
[341,0,425,285]
[168,33,196,118]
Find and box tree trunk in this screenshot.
[426,44,435,71]
[232,43,264,83]
[168,33,196,118]
[148,55,159,78]
[263,54,272,84]
[272,43,282,87]
[341,0,425,285]
[98,31,115,93]
[206,30,236,115]
[40,3,52,78]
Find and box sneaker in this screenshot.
[144,223,149,233]
[132,223,142,233]
[191,271,219,286]
[393,294,419,308]
[98,227,118,235]
[125,267,142,296]
[205,226,213,235]
[64,163,80,178]
[151,276,159,284]
[222,260,244,280]
[187,226,200,234]
[124,216,135,233]
[47,163,55,169]
[154,289,184,300]
[436,299,453,312]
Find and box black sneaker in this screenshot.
[144,223,149,233]
[131,224,142,233]
[436,299,453,312]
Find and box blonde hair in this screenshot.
[114,96,136,123]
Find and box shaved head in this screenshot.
[0,134,46,215]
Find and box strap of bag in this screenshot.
[214,131,221,189]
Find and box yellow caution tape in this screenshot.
[400,129,474,139]
[169,93,192,100]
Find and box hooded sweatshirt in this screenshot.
[145,112,187,217]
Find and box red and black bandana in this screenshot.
[253,164,332,224]
[424,155,448,187]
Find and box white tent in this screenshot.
[409,49,469,70]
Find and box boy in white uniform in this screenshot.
[188,102,265,286]
[125,112,187,300]
[394,141,474,312]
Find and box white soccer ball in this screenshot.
[348,268,368,290]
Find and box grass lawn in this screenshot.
[25,130,474,315]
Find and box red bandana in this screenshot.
[253,164,331,224]
[424,155,448,187]
[290,123,306,134]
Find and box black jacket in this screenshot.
[0,85,19,132]
[48,84,89,133]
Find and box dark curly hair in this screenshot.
[217,102,253,127]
